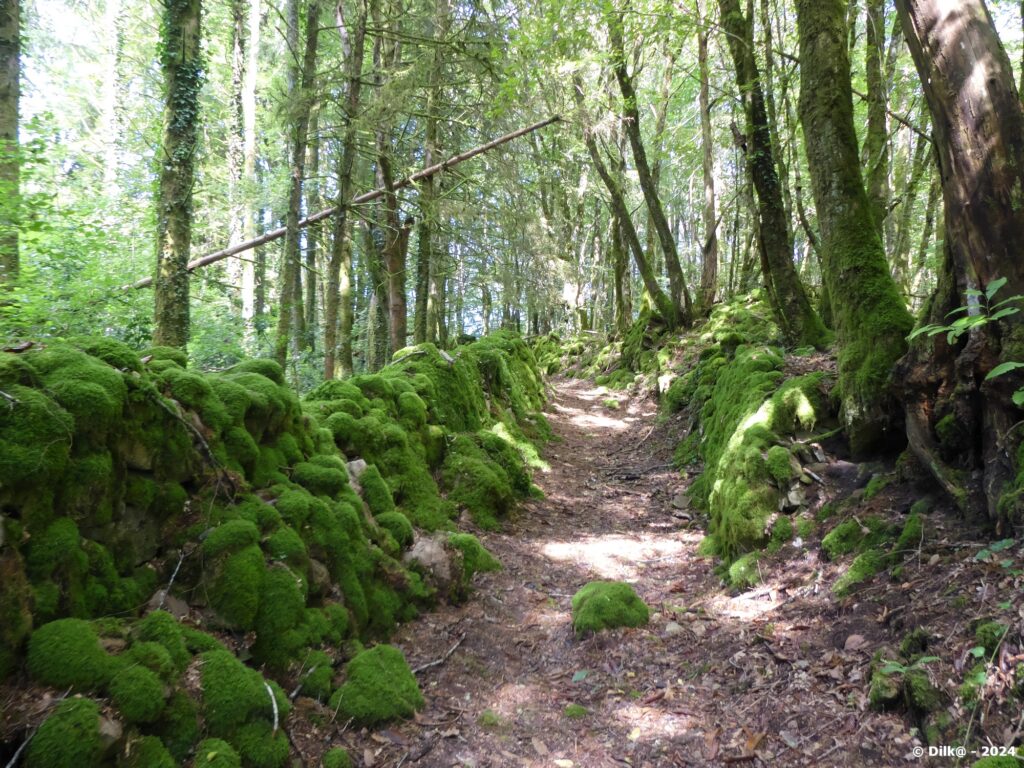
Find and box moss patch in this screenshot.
[24,698,103,768]
[328,644,424,725]
[571,581,649,635]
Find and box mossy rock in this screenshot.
[821,517,891,560]
[27,618,113,690]
[251,566,307,670]
[868,667,901,711]
[24,697,104,768]
[146,346,189,368]
[120,735,176,768]
[571,581,649,636]
[765,445,795,485]
[360,464,396,515]
[199,650,273,735]
[322,747,353,768]
[976,621,1009,653]
[232,720,290,768]
[727,551,761,588]
[151,692,200,761]
[108,664,166,724]
[0,384,74,489]
[328,644,424,725]
[376,511,414,549]
[293,461,349,498]
[193,738,243,768]
[134,610,191,670]
[833,549,887,596]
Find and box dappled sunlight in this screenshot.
[541,533,688,580]
[486,682,549,719]
[550,399,631,432]
[612,699,696,741]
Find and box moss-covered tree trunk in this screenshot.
[893,0,1024,525]
[0,0,18,287]
[796,0,913,456]
[323,0,366,379]
[153,0,202,348]
[697,9,718,313]
[863,0,891,245]
[274,0,319,367]
[718,0,827,348]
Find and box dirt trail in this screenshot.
[334,379,916,768]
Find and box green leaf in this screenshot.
[988,307,1020,322]
[985,362,1024,381]
[969,646,986,658]
[571,670,589,683]
[966,288,984,297]
[976,548,992,562]
[991,294,1024,309]
[986,277,1008,300]
[1000,559,1014,568]
[908,324,941,341]
[1012,390,1024,408]
[880,662,907,675]
[989,538,1015,552]
[945,306,971,317]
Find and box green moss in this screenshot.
[868,667,901,711]
[265,526,308,568]
[563,703,589,719]
[441,434,521,530]
[767,517,794,553]
[376,511,413,549]
[833,549,887,596]
[209,545,265,629]
[232,720,289,768]
[28,345,128,439]
[134,610,191,670]
[193,738,243,768]
[971,757,1023,768]
[976,621,1009,653]
[27,618,112,690]
[765,446,794,485]
[894,514,924,555]
[293,461,349,497]
[200,650,270,735]
[863,474,893,500]
[571,581,649,635]
[821,517,891,559]
[108,664,166,723]
[146,346,189,368]
[203,519,261,559]
[297,649,334,700]
[448,533,501,589]
[121,735,176,768]
[252,446,288,487]
[904,669,941,712]
[0,384,73,488]
[251,566,307,670]
[360,464,395,515]
[328,644,424,725]
[229,358,285,385]
[322,747,353,768]
[153,692,200,761]
[24,698,103,768]
[727,552,761,588]
[0,551,32,674]
[123,640,175,681]
[899,628,930,660]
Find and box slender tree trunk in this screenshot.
[153,0,202,347]
[608,13,692,324]
[274,0,319,366]
[863,0,891,244]
[719,0,827,347]
[323,0,366,379]
[0,0,18,287]
[697,7,718,312]
[611,209,629,334]
[891,133,930,291]
[796,0,914,455]
[894,0,1024,524]
[364,222,390,370]
[241,0,260,334]
[305,108,320,349]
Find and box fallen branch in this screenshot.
[263,680,279,735]
[412,634,465,675]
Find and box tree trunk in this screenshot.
[153,0,202,347]
[304,109,320,349]
[274,0,319,367]
[863,0,891,244]
[0,0,18,287]
[718,0,827,347]
[697,7,718,313]
[894,0,1024,525]
[611,209,629,334]
[323,0,367,379]
[240,0,260,335]
[796,0,914,455]
[227,0,245,261]
[608,13,692,324]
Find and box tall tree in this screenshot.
[153,0,202,347]
[0,0,17,286]
[718,0,827,347]
[607,11,692,325]
[274,0,320,367]
[796,0,914,455]
[863,0,891,244]
[323,0,367,379]
[697,1,718,312]
[241,0,261,334]
[894,0,1024,523]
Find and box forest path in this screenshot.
[337,378,909,768]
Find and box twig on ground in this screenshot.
[263,681,279,735]
[412,634,465,674]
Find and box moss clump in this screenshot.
[121,735,176,768]
[322,747,353,768]
[293,461,349,497]
[297,649,334,700]
[904,669,941,712]
[251,566,307,670]
[146,345,189,368]
[766,446,794,485]
[727,551,761,588]
[571,581,649,636]
[360,464,395,515]
[894,514,924,555]
[134,610,191,670]
[821,516,891,560]
[203,519,261,559]
[209,545,265,629]
[899,628,930,660]
[863,473,893,500]
[199,650,272,735]
[26,618,112,690]
[441,433,528,530]
[868,667,901,711]
[229,358,285,384]
[976,621,1009,653]
[563,703,589,719]
[233,720,290,768]
[833,549,886,596]
[108,664,166,723]
[448,533,502,586]
[477,709,505,728]
[0,551,32,677]
[376,511,414,549]
[193,738,243,768]
[0,384,73,489]
[27,345,128,440]
[971,758,1023,768]
[153,692,200,761]
[328,644,424,725]
[24,698,103,768]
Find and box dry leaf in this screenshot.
[363,748,376,767]
[844,634,867,651]
[744,731,766,755]
[531,737,549,756]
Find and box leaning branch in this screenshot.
[125,115,561,290]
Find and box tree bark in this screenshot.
[304,108,321,349]
[608,13,692,325]
[863,0,891,244]
[241,0,260,334]
[894,0,1024,525]
[153,0,202,347]
[323,0,367,379]
[0,0,18,287]
[274,0,319,367]
[697,6,718,313]
[718,0,827,347]
[796,0,914,455]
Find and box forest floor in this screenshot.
[317,378,963,768]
